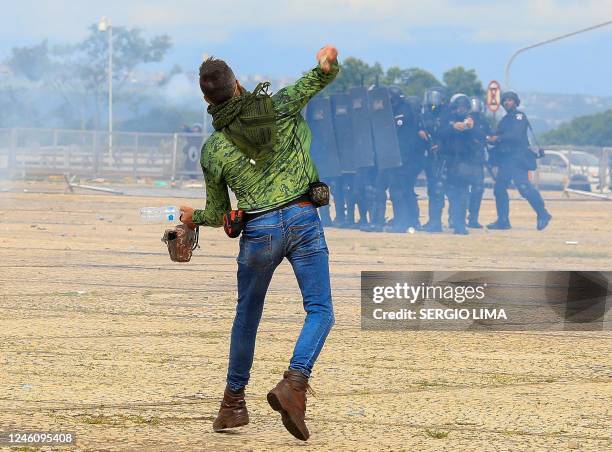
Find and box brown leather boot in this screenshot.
[213,386,249,432]
[267,369,314,441]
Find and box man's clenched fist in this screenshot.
[316,45,338,73]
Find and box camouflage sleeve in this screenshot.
[274,61,339,117]
[192,166,231,227]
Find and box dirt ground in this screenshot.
[0,180,610,451]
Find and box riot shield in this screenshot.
[349,87,376,169]
[306,95,341,180]
[331,93,357,174]
[368,87,402,170]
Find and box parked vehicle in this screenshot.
[536,150,569,190]
[560,150,604,192]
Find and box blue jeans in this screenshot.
[227,203,334,391]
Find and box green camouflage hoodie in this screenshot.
[192,61,339,227]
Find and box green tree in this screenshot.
[541,109,612,146]
[328,59,441,100]
[327,57,383,92]
[385,67,441,97]
[4,25,172,129]
[6,40,52,81]
[77,24,172,128]
[442,66,484,97]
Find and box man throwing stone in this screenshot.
[179,45,339,441]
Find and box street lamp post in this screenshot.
[98,17,113,160]
[505,20,612,90]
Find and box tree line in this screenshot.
[2,28,609,145]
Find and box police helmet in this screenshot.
[450,93,470,111]
[469,97,485,114]
[501,91,520,106]
[387,85,405,107]
[423,87,446,110]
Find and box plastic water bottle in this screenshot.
[140,206,180,222]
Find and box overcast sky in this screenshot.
[2,0,612,95]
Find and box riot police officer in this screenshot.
[439,94,486,235]
[385,87,426,232]
[487,91,552,230]
[466,97,490,228]
[399,95,428,229]
[420,87,448,233]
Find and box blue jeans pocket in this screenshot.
[237,232,272,267]
[288,220,322,257]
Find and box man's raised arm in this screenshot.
[274,45,339,117]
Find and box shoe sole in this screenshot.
[267,392,309,441]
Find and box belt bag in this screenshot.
[223,209,245,238]
[308,181,330,207]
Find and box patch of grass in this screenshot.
[425,429,449,439]
[127,415,161,426]
[78,414,161,426]
[488,374,527,385]
[500,428,534,436]
[80,414,115,425]
[196,331,225,339]
[415,379,443,388]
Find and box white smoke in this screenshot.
[161,73,200,107]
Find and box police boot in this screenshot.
[468,199,483,228]
[537,211,552,231]
[422,221,443,233]
[342,200,356,228]
[385,195,408,233]
[267,369,314,441]
[361,186,383,232]
[213,386,249,432]
[355,201,368,229]
[332,205,346,228]
[368,200,385,232]
[467,209,483,228]
[467,218,483,229]
[453,225,469,235]
[487,219,512,230]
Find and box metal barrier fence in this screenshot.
[0,128,610,192]
[0,128,209,180]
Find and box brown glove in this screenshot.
[161,224,199,262]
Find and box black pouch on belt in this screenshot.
[308,181,330,207]
[223,209,245,238]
